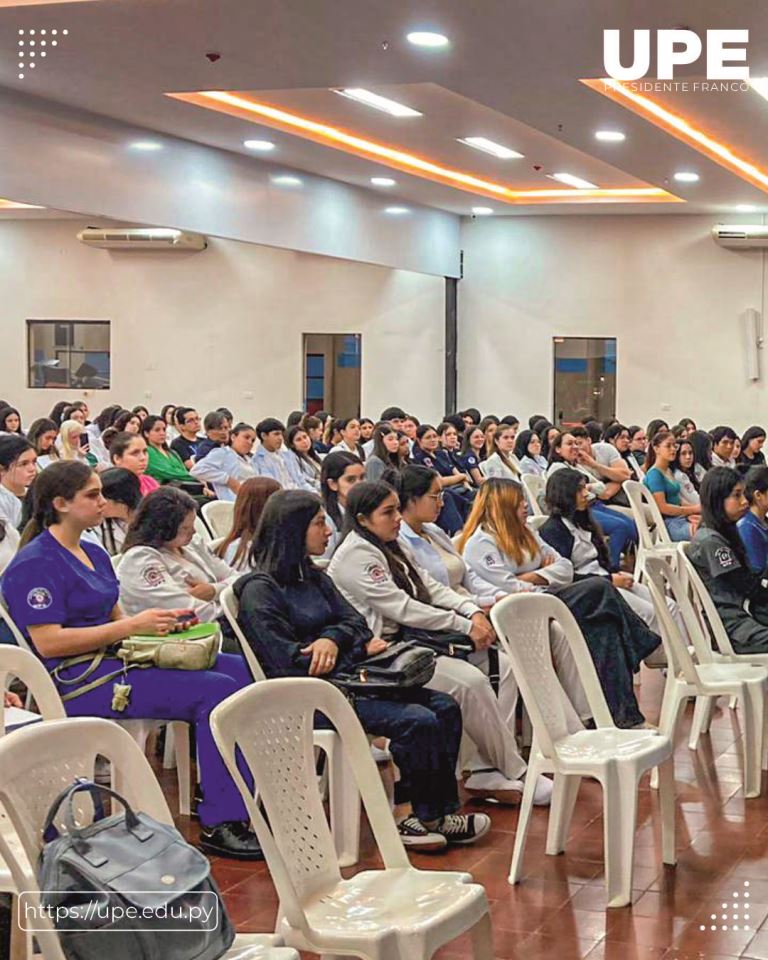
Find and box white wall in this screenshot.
[459,214,767,430]
[0,218,445,424]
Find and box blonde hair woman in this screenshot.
[57,419,89,463]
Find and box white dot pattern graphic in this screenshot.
[14,26,68,79]
[700,882,751,931]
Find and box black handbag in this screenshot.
[397,626,475,658]
[333,641,436,698]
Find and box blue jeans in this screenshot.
[665,515,692,541]
[51,652,252,827]
[592,501,638,568]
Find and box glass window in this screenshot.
[27,320,111,389]
[553,336,616,427]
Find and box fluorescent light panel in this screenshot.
[333,88,422,117]
[0,197,44,209]
[371,177,396,186]
[472,207,494,215]
[595,130,625,142]
[244,139,275,151]
[673,171,699,182]
[549,172,598,189]
[458,137,523,159]
[406,31,449,47]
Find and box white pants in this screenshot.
[618,583,688,643]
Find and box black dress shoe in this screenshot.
[199,821,264,861]
[191,785,204,820]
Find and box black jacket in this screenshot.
[539,514,618,576]
[234,566,372,679]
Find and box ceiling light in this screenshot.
[130,141,162,151]
[458,137,524,159]
[271,175,302,186]
[736,204,758,212]
[673,171,699,182]
[243,139,275,151]
[370,177,396,186]
[406,31,449,48]
[385,206,410,215]
[472,207,494,215]
[549,172,598,189]
[595,130,626,142]
[332,88,422,118]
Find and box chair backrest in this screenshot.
[623,479,671,551]
[202,500,235,539]
[220,585,267,681]
[642,557,703,682]
[490,593,614,759]
[677,542,737,658]
[0,595,33,653]
[522,473,546,516]
[193,514,213,543]
[527,514,547,532]
[111,552,122,572]
[210,678,408,931]
[478,459,490,478]
[0,717,173,960]
[0,646,66,735]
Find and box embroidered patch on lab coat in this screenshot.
[365,562,387,584]
[141,565,166,588]
[483,553,498,567]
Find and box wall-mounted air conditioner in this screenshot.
[712,224,768,248]
[76,227,207,251]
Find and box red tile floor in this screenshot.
[162,668,768,960]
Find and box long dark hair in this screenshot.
[26,418,59,456]
[320,451,361,529]
[672,439,701,492]
[216,477,281,568]
[745,465,768,505]
[0,406,22,435]
[95,404,123,433]
[690,430,713,472]
[513,429,538,462]
[286,424,321,467]
[140,415,169,451]
[459,424,484,458]
[700,467,747,565]
[544,469,611,570]
[122,487,197,551]
[19,460,93,547]
[393,464,439,511]
[48,401,71,427]
[249,489,322,583]
[371,423,401,468]
[344,481,431,603]
[740,425,767,463]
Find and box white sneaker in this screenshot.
[528,774,553,806]
[463,769,524,805]
[396,816,447,852]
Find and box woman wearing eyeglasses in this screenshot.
[643,430,701,541]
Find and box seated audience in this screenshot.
[538,422,559,460]
[678,417,697,439]
[570,426,633,510]
[461,408,481,428]
[0,435,37,529]
[0,461,259,858]
[194,410,232,463]
[738,426,767,471]
[647,419,669,445]
[252,417,315,491]
[330,417,364,459]
[458,477,659,727]
[411,424,473,533]
[514,429,548,476]
[458,425,487,486]
[593,423,642,483]
[132,405,149,421]
[114,410,142,435]
[320,451,367,557]
[365,423,406,482]
[93,467,141,556]
[161,404,178,443]
[483,423,522,480]
[119,487,239,625]
[56,419,92,464]
[170,407,204,467]
[214,477,281,570]
[301,414,328,455]
[402,415,420,445]
[690,429,713,474]
[479,415,500,460]
[359,417,375,443]
[235,488,490,849]
[0,515,19,576]
[0,406,23,436]
[628,425,648,468]
[710,425,738,468]
[110,432,160,496]
[142,415,199,486]
[689,467,768,655]
[672,438,702,506]
[285,424,322,490]
[643,430,701,541]
[27,418,59,470]
[738,466,768,574]
[436,421,464,471]
[191,422,257,500]
[62,404,87,425]
[328,480,554,806]
[48,401,71,428]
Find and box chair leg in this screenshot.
[324,734,360,868]
[651,682,687,789]
[656,757,677,865]
[163,722,177,769]
[741,681,765,799]
[688,696,715,750]
[469,911,494,960]
[508,758,539,885]
[729,695,738,710]
[171,721,191,816]
[8,898,29,960]
[545,774,580,855]
[601,764,639,908]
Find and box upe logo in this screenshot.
[603,29,750,81]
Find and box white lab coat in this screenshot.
[461,525,574,595]
[190,447,256,501]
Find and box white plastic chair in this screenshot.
[526,514,547,533]
[0,717,299,960]
[220,585,360,867]
[202,500,235,539]
[623,479,680,580]
[194,514,213,543]
[644,556,768,797]
[211,677,493,960]
[522,473,546,516]
[491,593,676,908]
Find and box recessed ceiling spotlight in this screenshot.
[243,139,275,151]
[458,137,524,159]
[736,204,758,212]
[472,207,494,215]
[130,141,162,151]
[673,171,700,182]
[271,175,303,186]
[549,172,598,189]
[370,177,396,186]
[406,31,449,48]
[385,206,410,215]
[332,88,422,117]
[595,130,626,142]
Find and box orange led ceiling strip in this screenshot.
[0,198,43,209]
[582,78,768,192]
[167,89,680,205]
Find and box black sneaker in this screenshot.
[190,785,204,820]
[396,817,447,852]
[199,821,264,861]
[433,813,491,845]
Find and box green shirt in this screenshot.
[146,444,193,483]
